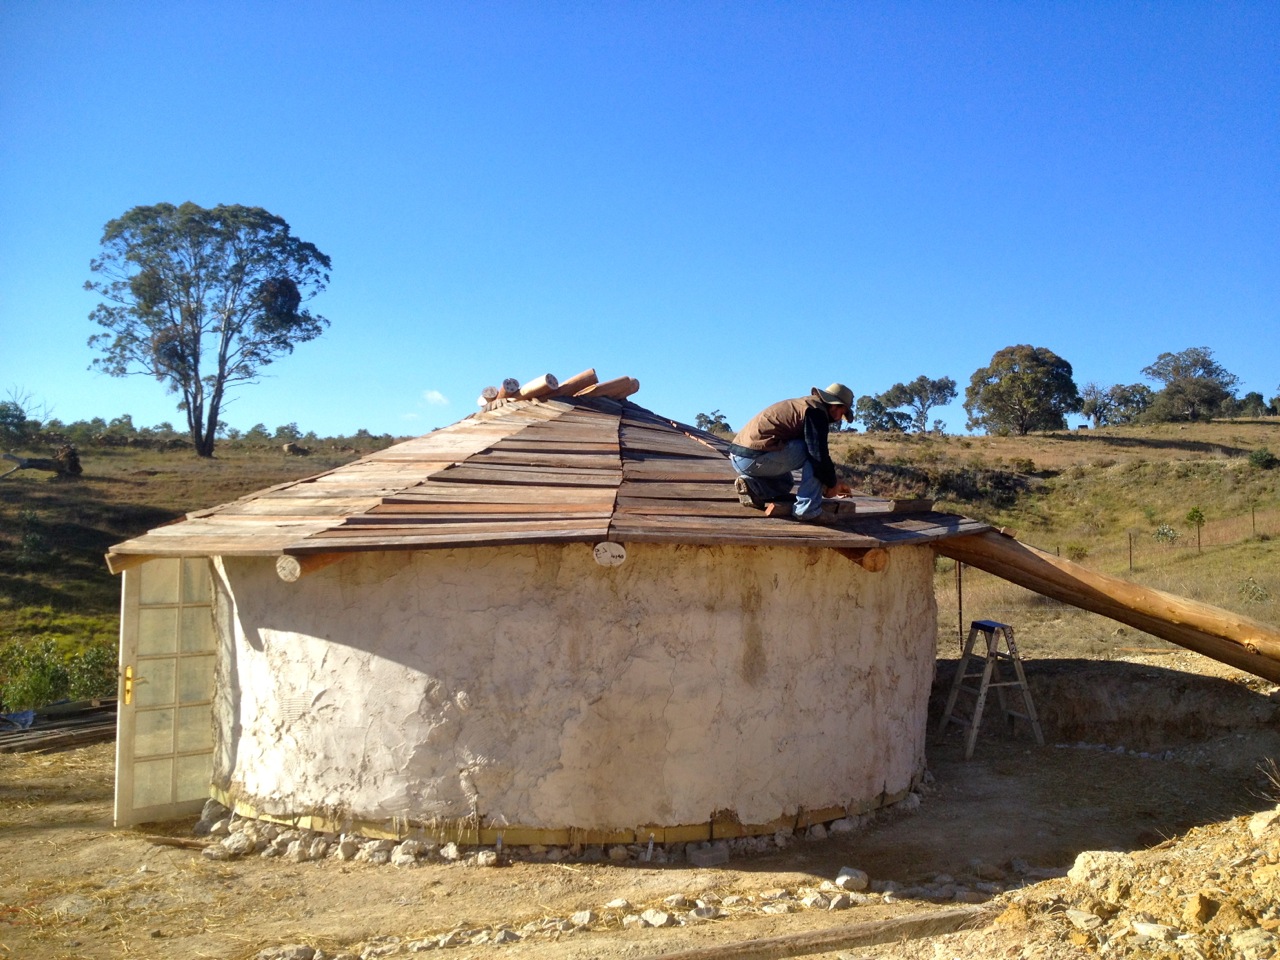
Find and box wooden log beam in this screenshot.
[645,906,991,960]
[553,367,599,397]
[834,547,890,573]
[517,373,559,400]
[276,553,345,582]
[577,376,640,400]
[935,530,1280,683]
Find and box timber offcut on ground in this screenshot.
[0,698,117,753]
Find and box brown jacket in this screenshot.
[733,395,824,452]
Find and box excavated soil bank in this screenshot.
[2,660,1278,960]
[933,657,1280,751]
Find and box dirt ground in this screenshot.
[2,656,1279,960]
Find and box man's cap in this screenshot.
[812,382,855,421]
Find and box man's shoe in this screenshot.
[796,502,841,525]
[764,501,793,518]
[735,477,765,509]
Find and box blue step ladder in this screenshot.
[937,620,1045,760]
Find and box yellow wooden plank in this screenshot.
[796,805,847,828]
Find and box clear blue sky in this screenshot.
[2,1,1277,438]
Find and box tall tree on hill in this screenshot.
[86,202,331,457]
[1238,392,1268,418]
[878,375,957,433]
[1079,382,1114,428]
[1141,346,1239,422]
[853,394,911,432]
[1080,382,1154,427]
[964,345,1081,435]
[1110,383,1155,424]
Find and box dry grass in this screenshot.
[0,740,115,829]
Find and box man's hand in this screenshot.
[825,482,854,498]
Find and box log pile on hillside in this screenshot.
[1,444,82,478]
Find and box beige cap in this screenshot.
[812,383,855,421]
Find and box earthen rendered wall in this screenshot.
[209,542,937,840]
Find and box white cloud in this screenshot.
[422,389,449,406]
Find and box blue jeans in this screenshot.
[730,439,824,519]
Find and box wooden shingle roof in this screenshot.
[105,394,989,571]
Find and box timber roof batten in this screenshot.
[105,374,990,571]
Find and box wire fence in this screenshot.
[1028,504,1279,570]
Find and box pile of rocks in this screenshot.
[1034,804,1280,959]
[193,800,889,868]
[872,802,1280,960]
[248,857,1030,960]
[250,867,909,960]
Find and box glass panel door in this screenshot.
[114,558,216,827]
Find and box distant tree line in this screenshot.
[0,392,396,455]
[694,345,1276,439]
[854,344,1274,437]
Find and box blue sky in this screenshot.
[2,1,1277,439]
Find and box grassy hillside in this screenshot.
[0,441,374,645]
[826,418,1280,661]
[1,417,1277,678]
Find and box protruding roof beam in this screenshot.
[276,553,346,582]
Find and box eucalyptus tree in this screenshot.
[1141,346,1239,421]
[964,345,1081,435]
[854,395,911,432]
[86,202,331,457]
[1081,382,1154,427]
[879,375,957,433]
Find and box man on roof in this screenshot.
[729,383,856,522]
